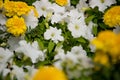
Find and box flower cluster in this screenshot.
[92,30,120,65]
[1,0,38,36]
[0,0,120,80]
[3,1,31,17]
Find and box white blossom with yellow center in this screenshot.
[44,26,64,43]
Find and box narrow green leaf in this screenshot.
[77,37,86,43]
[36,39,44,50]
[92,25,98,36]
[85,15,95,25]
[48,41,55,53]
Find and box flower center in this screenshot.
[75,25,80,30]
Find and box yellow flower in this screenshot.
[92,31,118,52]
[94,51,110,66]
[55,0,68,6]
[91,38,104,50]
[6,15,26,36]
[103,6,120,27]
[0,0,3,9]
[33,66,68,80]
[92,30,120,64]
[3,1,31,17]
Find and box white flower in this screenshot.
[67,9,85,22]
[15,40,45,63]
[49,3,65,14]
[0,25,6,32]
[76,0,88,12]
[68,19,87,38]
[89,0,116,12]
[64,45,87,64]
[33,0,52,17]
[44,27,64,43]
[2,69,10,77]
[0,47,13,73]
[23,9,38,29]
[71,45,86,55]
[54,45,93,79]
[8,37,22,51]
[11,65,26,80]
[54,45,67,70]
[51,13,64,24]
[84,22,95,41]
[0,13,7,25]
[23,66,37,80]
[113,26,120,34]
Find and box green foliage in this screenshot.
[71,0,80,7]
[25,15,93,67]
[0,30,11,48]
[92,25,98,36]
[85,7,114,35]
[13,52,33,67]
[116,0,120,5]
[13,0,36,5]
[48,40,55,53]
[92,62,120,80]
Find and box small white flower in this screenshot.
[2,69,10,77]
[0,13,7,25]
[89,0,116,12]
[23,9,38,29]
[54,45,93,79]
[15,40,45,63]
[51,13,64,24]
[68,19,87,38]
[33,0,52,17]
[44,27,64,43]
[76,0,88,12]
[11,65,26,80]
[54,45,66,60]
[67,9,85,22]
[113,26,120,34]
[0,47,13,73]
[8,37,22,51]
[71,45,86,55]
[84,22,95,41]
[49,3,65,14]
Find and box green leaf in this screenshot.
[4,73,11,80]
[92,25,98,36]
[48,41,55,53]
[85,15,95,25]
[36,39,44,50]
[77,37,86,43]
[71,0,79,7]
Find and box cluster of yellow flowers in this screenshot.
[33,66,68,80]
[55,0,68,6]
[3,1,31,17]
[2,0,31,36]
[0,0,38,36]
[92,31,120,66]
[103,6,120,27]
